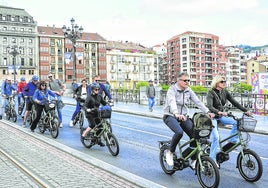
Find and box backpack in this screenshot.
[192,112,213,138]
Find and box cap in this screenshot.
[7,77,11,81]
[148,79,153,82]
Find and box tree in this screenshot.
[233,82,252,93]
[190,85,208,94]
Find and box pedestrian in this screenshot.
[30,81,57,132]
[48,73,66,128]
[69,79,88,127]
[206,75,252,163]
[1,77,16,119]
[146,80,155,112]
[87,75,113,103]
[163,72,214,167]
[23,75,39,126]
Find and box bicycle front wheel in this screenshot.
[11,109,17,122]
[50,116,59,139]
[105,132,119,156]
[78,111,84,127]
[237,149,263,182]
[196,156,220,188]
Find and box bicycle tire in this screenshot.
[105,132,119,156]
[50,116,59,139]
[196,156,220,188]
[11,109,17,122]
[237,149,263,182]
[78,111,84,127]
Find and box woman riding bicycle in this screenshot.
[163,72,214,167]
[81,82,108,146]
[30,81,57,132]
[69,78,88,127]
[206,75,252,163]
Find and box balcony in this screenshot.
[110,69,116,73]
[133,70,138,73]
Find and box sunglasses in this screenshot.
[95,80,100,82]
[49,76,52,78]
[220,81,226,83]
[94,88,100,91]
[180,79,190,83]
[41,84,47,86]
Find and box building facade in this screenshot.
[0,6,38,82]
[106,41,155,89]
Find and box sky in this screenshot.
[1,0,268,47]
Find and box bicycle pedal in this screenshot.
[222,142,236,152]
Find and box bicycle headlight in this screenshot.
[49,103,55,108]
[199,130,210,137]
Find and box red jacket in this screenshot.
[17,81,27,93]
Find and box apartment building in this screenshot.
[167,31,220,86]
[246,55,267,85]
[37,26,106,83]
[0,6,38,82]
[106,41,154,89]
[152,44,167,85]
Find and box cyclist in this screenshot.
[87,75,113,103]
[69,78,88,127]
[48,73,66,128]
[206,75,252,162]
[17,77,27,114]
[23,75,39,126]
[163,72,214,167]
[30,81,57,132]
[81,82,108,146]
[1,77,16,119]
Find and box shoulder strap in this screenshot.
[211,89,223,108]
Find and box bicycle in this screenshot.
[205,112,263,182]
[159,112,220,188]
[38,99,59,139]
[80,107,119,156]
[25,96,36,127]
[73,100,85,128]
[5,93,17,122]
[18,96,25,115]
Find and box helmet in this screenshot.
[32,75,39,81]
[91,82,100,91]
[20,77,25,81]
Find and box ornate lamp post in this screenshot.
[7,45,22,84]
[62,18,83,80]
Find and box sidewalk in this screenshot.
[63,96,268,135]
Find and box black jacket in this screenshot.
[83,93,107,117]
[206,88,247,117]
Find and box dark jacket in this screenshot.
[83,93,107,117]
[74,84,88,102]
[87,83,112,100]
[206,88,247,117]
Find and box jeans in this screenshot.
[163,115,195,153]
[71,101,80,120]
[1,97,8,117]
[18,93,24,106]
[148,97,155,110]
[209,116,238,161]
[209,119,219,161]
[56,95,63,123]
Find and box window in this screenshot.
[29,58,33,66]
[21,58,25,66]
[29,39,32,44]
[12,38,16,43]
[28,70,34,75]
[3,37,7,43]
[20,38,24,43]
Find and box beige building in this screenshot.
[0,6,38,83]
[106,41,155,89]
[247,56,267,85]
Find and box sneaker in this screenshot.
[22,121,26,128]
[165,150,174,166]
[59,123,63,128]
[69,120,74,127]
[190,160,197,169]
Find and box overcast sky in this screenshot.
[1,0,268,47]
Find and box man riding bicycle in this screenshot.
[163,72,214,167]
[23,75,39,126]
[1,77,16,119]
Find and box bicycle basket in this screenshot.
[99,106,112,118]
[238,115,257,132]
[192,112,213,138]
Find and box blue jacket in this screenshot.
[1,81,16,96]
[33,89,57,105]
[87,83,112,100]
[23,81,38,102]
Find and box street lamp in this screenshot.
[62,18,83,80]
[7,45,22,84]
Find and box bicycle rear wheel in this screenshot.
[159,145,176,175]
[196,156,220,188]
